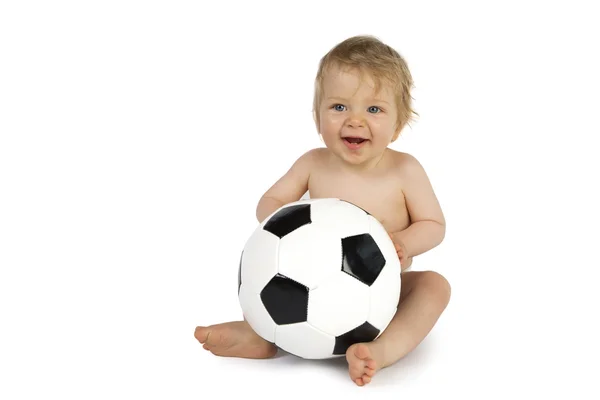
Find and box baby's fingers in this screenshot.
[395,248,405,263]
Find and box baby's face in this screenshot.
[318,66,398,167]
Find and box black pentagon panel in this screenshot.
[260,273,309,325]
[263,204,311,238]
[237,251,243,294]
[333,322,380,355]
[340,199,371,215]
[341,233,386,286]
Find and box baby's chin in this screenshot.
[335,150,375,166]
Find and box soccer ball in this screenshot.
[237,198,401,359]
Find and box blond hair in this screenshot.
[313,35,418,140]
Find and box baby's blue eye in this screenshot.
[333,104,346,111]
[368,106,380,113]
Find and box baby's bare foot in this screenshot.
[346,343,384,386]
[194,321,277,359]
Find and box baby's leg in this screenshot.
[346,271,451,386]
[194,320,277,359]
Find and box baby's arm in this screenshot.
[392,154,446,259]
[255,149,317,223]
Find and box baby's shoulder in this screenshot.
[306,146,330,158]
[386,149,423,174]
[295,147,330,166]
[285,147,329,177]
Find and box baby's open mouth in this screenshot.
[344,137,367,144]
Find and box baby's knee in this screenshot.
[419,271,451,303]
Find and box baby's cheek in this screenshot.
[321,121,341,135]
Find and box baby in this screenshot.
[194,35,451,387]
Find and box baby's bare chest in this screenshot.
[307,169,410,233]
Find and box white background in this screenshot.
[1,0,599,398]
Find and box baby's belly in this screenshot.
[307,191,408,229]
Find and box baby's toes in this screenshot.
[349,363,362,377]
[194,326,209,343]
[366,359,377,370]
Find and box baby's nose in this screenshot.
[346,113,366,128]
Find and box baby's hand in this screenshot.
[388,232,408,266]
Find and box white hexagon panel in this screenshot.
[277,223,342,290]
[307,271,371,337]
[238,227,280,294]
[275,322,336,359]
